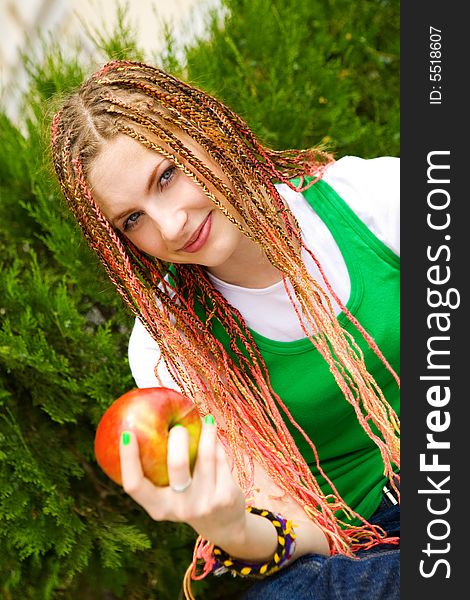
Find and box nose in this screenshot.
[148,204,188,246]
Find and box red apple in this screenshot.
[94,387,201,487]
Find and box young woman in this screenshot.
[50,60,400,599]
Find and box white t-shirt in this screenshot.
[128,156,400,388]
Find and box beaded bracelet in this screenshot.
[211,506,296,579]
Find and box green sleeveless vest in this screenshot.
[192,178,400,524]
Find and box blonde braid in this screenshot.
[50,61,400,560]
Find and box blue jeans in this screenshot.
[242,498,400,600]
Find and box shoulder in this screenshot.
[322,156,399,208]
[322,156,400,255]
[324,155,399,180]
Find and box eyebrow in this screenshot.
[146,161,162,194]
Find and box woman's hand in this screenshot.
[119,416,247,548]
[119,416,329,562]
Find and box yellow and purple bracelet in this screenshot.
[211,506,297,579]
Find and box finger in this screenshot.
[119,431,168,515]
[167,425,192,492]
[192,414,217,488]
[214,439,237,492]
[215,439,233,474]
[119,430,144,490]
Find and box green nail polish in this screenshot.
[204,414,215,425]
[121,431,131,445]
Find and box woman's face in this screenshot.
[88,134,246,269]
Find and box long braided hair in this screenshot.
[50,60,399,561]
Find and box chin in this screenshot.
[196,242,234,267]
[202,251,234,270]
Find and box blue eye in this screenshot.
[160,166,176,187]
[123,211,142,232]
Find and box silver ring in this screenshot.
[170,478,192,494]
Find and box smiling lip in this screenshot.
[181,213,212,253]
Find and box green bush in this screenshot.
[0,1,398,597]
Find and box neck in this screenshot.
[207,237,283,289]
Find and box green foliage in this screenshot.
[0,0,398,598]
[179,0,399,157]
